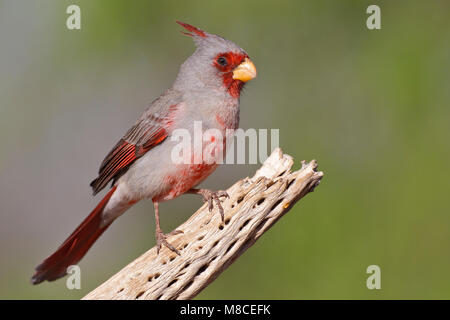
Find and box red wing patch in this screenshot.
[90,102,180,195]
[90,128,167,195]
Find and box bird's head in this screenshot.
[173,21,257,99]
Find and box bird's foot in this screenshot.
[155,229,183,255]
[196,189,230,221]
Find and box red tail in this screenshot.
[31,186,117,284]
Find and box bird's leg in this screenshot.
[187,188,230,221]
[153,201,183,255]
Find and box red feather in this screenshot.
[213,52,248,98]
[176,20,207,38]
[31,186,117,284]
[90,127,168,195]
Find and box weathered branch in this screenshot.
[83,148,324,300]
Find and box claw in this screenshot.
[212,195,225,221]
[217,191,230,199]
[195,189,228,222]
[156,230,180,256]
[207,197,214,211]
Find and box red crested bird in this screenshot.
[31,21,257,284]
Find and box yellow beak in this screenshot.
[232,58,257,82]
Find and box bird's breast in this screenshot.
[154,162,218,202]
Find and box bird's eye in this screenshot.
[217,57,228,66]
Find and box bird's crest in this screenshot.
[176,21,207,38]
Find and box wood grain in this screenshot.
[83,148,324,300]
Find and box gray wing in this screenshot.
[90,90,182,195]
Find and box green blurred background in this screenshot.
[1,0,449,299]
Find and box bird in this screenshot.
[31,21,257,284]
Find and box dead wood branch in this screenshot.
[83,148,324,300]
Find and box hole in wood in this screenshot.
[167,278,178,287]
[195,264,208,277]
[181,280,194,291]
[239,218,251,231]
[270,199,283,212]
[224,217,231,225]
[253,197,266,208]
[226,240,238,254]
[117,288,124,293]
[254,217,271,234]
[286,178,295,189]
[136,291,145,299]
[148,272,161,282]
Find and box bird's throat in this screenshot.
[223,76,245,99]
